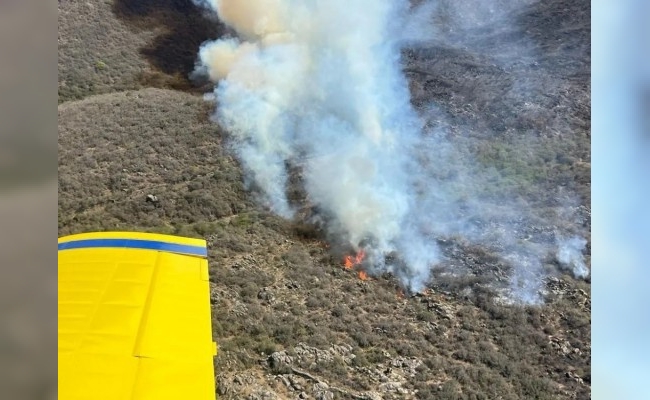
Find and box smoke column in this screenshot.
[192,0,438,291]
[192,0,590,300]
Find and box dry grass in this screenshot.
[58,88,249,235]
[58,0,152,102]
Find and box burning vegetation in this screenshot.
[342,249,370,281]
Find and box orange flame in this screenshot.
[343,249,366,270]
[359,271,368,280]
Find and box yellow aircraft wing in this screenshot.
[58,232,217,400]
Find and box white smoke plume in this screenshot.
[557,235,589,279]
[193,0,437,292]
[192,0,590,300]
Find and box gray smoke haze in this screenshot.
[192,0,589,302]
[401,0,590,302]
[557,235,589,279]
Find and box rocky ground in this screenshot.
[58,0,590,398]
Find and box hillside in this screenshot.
[58,0,590,399]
